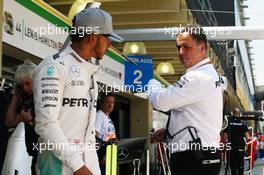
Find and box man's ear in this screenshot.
[200,43,206,52]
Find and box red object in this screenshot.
[259,135,264,142]
[247,139,257,168]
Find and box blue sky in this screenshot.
[245,0,264,86]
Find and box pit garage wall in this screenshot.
[129,74,170,138]
[235,51,254,111]
[2,0,69,59]
[234,0,255,111]
[130,98,152,138]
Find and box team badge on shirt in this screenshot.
[47,66,55,76]
[173,76,189,88]
[71,65,80,77]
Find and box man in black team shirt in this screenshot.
[224,108,251,175]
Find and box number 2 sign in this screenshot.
[125,55,153,92]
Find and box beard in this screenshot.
[94,56,103,60]
[94,39,108,60]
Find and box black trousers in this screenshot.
[97,145,107,175]
[170,150,221,175]
[229,150,244,175]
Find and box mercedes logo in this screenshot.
[71,65,80,77]
[118,147,129,161]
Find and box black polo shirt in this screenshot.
[224,116,249,150]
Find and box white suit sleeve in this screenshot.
[148,72,204,111]
[33,62,84,172]
[94,112,103,135]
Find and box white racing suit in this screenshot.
[33,46,100,175]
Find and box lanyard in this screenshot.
[178,60,212,81]
[190,60,212,72]
[197,61,212,68]
[166,60,212,140]
[165,114,199,140]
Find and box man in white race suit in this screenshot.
[33,3,123,175]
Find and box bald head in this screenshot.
[232,108,241,117]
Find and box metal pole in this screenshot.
[162,143,171,175]
[115,26,264,41]
[146,150,149,175]
[158,143,166,175]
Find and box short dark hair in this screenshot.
[69,16,89,43]
[179,24,207,49]
[100,93,115,104]
[69,31,87,43]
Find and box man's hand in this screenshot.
[14,84,24,97]
[19,109,33,123]
[150,128,166,143]
[74,166,93,175]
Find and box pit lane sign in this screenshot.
[2,0,68,58]
[125,55,153,92]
